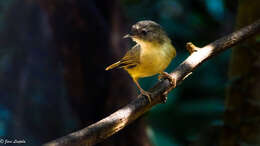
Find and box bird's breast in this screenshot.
[127,43,176,78]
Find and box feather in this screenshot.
[105,45,141,70]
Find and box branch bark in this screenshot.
[43,19,260,146]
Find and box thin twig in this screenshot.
[43,19,260,146]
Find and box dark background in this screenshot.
[0,0,242,145]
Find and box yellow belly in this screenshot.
[127,57,169,78]
[126,43,176,79]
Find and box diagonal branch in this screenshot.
[43,19,260,146]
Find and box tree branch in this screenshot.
[43,19,260,146]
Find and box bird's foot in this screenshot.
[158,72,176,103]
[140,90,152,103]
[186,42,200,54]
[158,72,176,87]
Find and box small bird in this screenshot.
[106,20,176,103]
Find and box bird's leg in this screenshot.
[186,42,200,54]
[133,78,152,103]
[158,72,176,103]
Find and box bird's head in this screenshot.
[124,20,169,46]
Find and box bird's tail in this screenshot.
[105,61,121,71]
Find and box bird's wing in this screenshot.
[105,45,140,70]
[120,44,141,69]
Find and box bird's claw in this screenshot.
[158,72,176,88]
[140,90,152,103]
[158,72,176,103]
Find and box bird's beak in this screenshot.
[123,34,132,39]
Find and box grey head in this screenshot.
[124,20,168,44]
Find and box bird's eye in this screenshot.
[141,30,147,35]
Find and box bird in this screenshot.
[106,20,177,103]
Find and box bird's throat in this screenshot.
[132,38,162,50]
